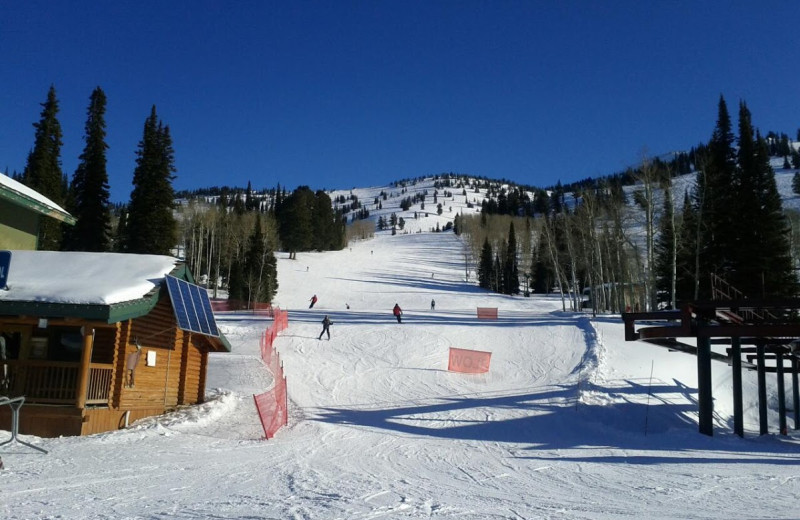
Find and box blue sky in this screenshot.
[3,1,800,203]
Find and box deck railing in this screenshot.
[0,360,113,405]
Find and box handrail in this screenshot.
[0,396,47,453]
[0,360,113,405]
[710,273,743,301]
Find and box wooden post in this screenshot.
[198,350,208,403]
[792,357,799,430]
[697,331,713,436]
[730,337,744,438]
[776,351,786,435]
[76,328,95,408]
[756,341,768,435]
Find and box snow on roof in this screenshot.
[0,250,180,305]
[0,171,71,216]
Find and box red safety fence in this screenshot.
[253,370,287,440]
[272,308,288,332]
[258,308,288,365]
[476,307,498,319]
[448,347,492,374]
[252,307,289,439]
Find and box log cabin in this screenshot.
[0,250,231,437]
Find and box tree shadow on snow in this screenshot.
[309,380,800,464]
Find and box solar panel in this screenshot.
[165,275,220,337]
[165,276,192,331]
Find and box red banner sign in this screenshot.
[476,307,498,319]
[448,347,492,373]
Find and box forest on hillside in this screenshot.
[10,86,800,312]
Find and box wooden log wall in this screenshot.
[119,296,181,411]
[0,404,83,438]
[81,406,167,436]
[114,295,216,412]
[179,336,204,405]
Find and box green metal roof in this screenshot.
[0,264,231,352]
[0,180,76,225]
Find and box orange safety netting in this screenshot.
[252,307,290,439]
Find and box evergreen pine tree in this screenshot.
[530,232,552,294]
[278,186,314,258]
[492,251,503,293]
[728,104,797,297]
[245,181,255,211]
[477,238,493,290]
[241,217,279,304]
[114,208,128,252]
[676,190,700,301]
[694,96,738,296]
[64,87,112,252]
[23,85,65,250]
[124,106,178,255]
[311,190,336,251]
[503,222,520,294]
[227,255,246,302]
[550,182,564,214]
[748,132,796,297]
[730,101,761,294]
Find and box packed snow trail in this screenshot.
[1,232,798,519]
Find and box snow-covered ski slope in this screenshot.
[328,163,800,243]
[2,230,798,519]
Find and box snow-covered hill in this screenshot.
[329,176,491,234]
[2,230,798,519]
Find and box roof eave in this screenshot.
[0,264,231,350]
[0,301,112,321]
[0,187,76,225]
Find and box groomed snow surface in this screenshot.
[2,232,799,519]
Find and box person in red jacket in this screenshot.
[309,295,318,308]
[393,303,402,323]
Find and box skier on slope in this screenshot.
[393,303,403,323]
[309,294,318,308]
[318,315,332,340]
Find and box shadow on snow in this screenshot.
[308,379,800,464]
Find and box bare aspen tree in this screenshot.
[632,155,660,311]
[541,215,569,311]
[572,189,600,314]
[561,213,582,311]
[691,157,710,301]
[660,175,677,311]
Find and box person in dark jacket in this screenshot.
[393,303,403,323]
[318,315,332,340]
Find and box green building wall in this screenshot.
[0,197,39,250]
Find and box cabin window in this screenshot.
[0,331,21,360]
[42,327,84,362]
